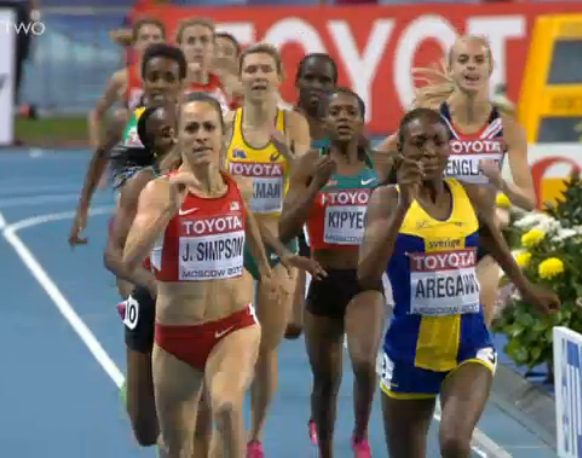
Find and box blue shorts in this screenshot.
[379,346,497,400]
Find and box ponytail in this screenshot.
[411,60,454,110]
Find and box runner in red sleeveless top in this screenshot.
[89,18,166,148]
[122,93,275,458]
[175,18,231,115]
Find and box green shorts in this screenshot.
[243,238,298,281]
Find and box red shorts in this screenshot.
[154,305,257,371]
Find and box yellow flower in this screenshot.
[521,228,545,248]
[515,251,532,267]
[496,193,511,209]
[538,257,565,279]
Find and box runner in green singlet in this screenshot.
[279,88,385,458]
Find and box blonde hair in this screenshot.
[239,42,283,76]
[411,35,513,115]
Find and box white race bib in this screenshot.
[409,249,480,316]
[251,177,283,214]
[179,231,245,281]
[445,153,502,184]
[123,296,139,330]
[324,205,366,245]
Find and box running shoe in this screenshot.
[308,420,318,445]
[352,435,372,458]
[246,440,264,458]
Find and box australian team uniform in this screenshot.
[112,105,160,354]
[440,101,506,262]
[305,150,382,318]
[151,172,257,370]
[379,179,497,398]
[224,108,298,280]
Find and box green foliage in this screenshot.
[493,174,582,372]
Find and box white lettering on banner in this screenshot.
[0,9,15,145]
[394,15,458,110]
[179,231,245,281]
[217,23,255,46]
[466,17,526,96]
[328,20,393,123]
[323,190,370,245]
[553,326,582,458]
[181,215,243,236]
[263,18,326,54]
[207,14,528,114]
[409,249,480,316]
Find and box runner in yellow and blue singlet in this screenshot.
[358,107,559,458]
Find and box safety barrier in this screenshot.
[554,326,582,458]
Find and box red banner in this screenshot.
[133,3,581,134]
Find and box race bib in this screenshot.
[446,137,503,184]
[229,162,285,214]
[322,189,370,245]
[445,154,501,184]
[123,295,139,330]
[251,177,284,213]
[409,248,480,316]
[179,231,245,281]
[324,205,366,244]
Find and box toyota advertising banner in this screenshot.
[133,2,581,134]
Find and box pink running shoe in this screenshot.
[352,436,372,458]
[308,420,318,445]
[247,440,264,458]
[116,301,127,321]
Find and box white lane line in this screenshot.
[0,206,124,388]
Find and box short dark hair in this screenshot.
[141,43,187,80]
[132,17,166,43]
[398,108,445,147]
[296,53,338,84]
[328,87,365,119]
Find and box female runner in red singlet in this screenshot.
[175,18,233,115]
[376,35,536,326]
[89,18,166,147]
[122,92,275,458]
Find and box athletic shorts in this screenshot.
[306,268,383,319]
[379,346,498,399]
[155,305,258,371]
[243,238,298,281]
[120,286,156,354]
